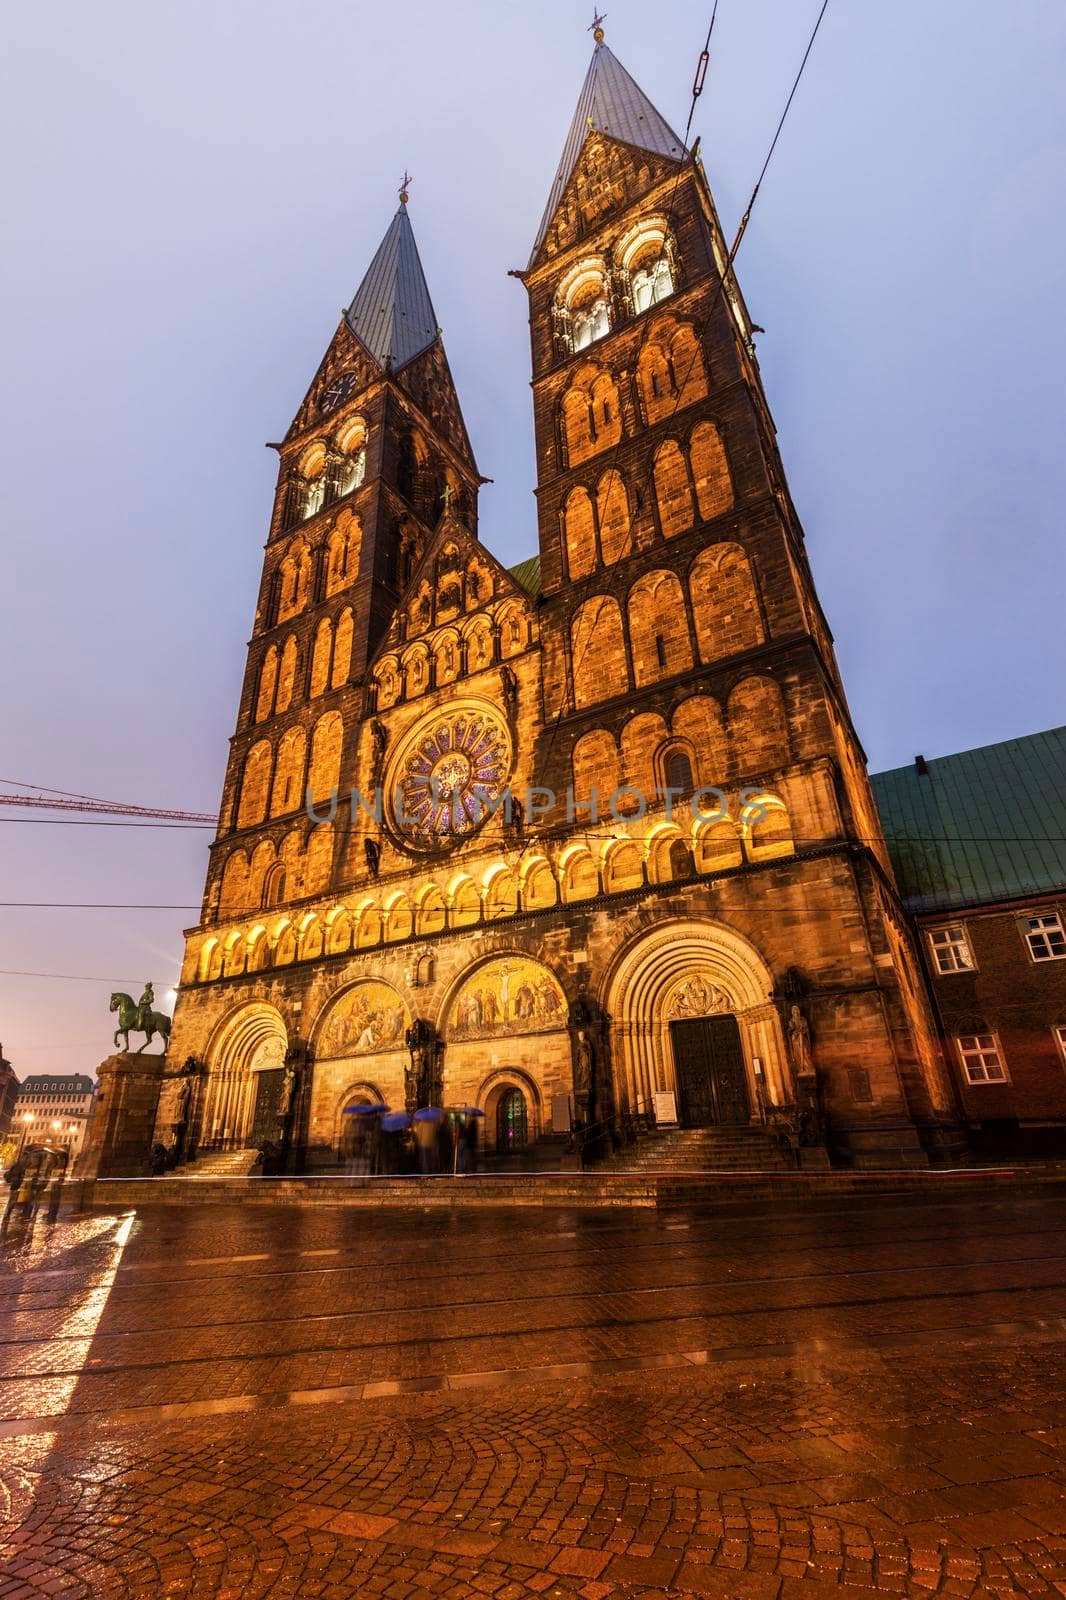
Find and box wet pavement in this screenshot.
[2,1194,1066,1598]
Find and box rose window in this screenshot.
[392,709,510,849]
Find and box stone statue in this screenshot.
[279,1064,296,1122]
[364,837,381,879]
[174,1075,192,1125]
[574,1029,594,1095]
[369,719,388,783]
[501,665,519,721]
[788,1003,814,1078]
[110,986,172,1054]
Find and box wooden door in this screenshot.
[670,1015,750,1126]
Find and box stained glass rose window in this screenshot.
[389,706,511,850]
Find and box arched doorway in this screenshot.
[495,1086,529,1150]
[200,1002,288,1149]
[603,920,790,1124]
[670,1013,749,1126]
[441,955,570,1133]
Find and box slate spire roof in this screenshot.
[345,202,439,371]
[530,38,686,261]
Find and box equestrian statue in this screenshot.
[110,982,172,1054]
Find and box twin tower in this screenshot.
[159,33,960,1169]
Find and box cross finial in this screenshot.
[589,9,606,43]
[399,170,412,205]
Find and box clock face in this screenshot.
[319,372,359,415]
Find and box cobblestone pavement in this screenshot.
[2,1195,1066,1598]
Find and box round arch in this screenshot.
[476,1066,543,1153]
[602,919,790,1122]
[200,1000,288,1149]
[438,951,571,1123]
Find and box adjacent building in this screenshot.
[873,728,1066,1155]
[0,1046,18,1141]
[13,1073,96,1161]
[153,28,962,1172]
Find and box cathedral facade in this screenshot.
[158,35,959,1168]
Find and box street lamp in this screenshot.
[17,1111,33,1155]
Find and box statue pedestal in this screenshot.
[78,1052,167,1179]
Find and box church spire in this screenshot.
[530,36,686,262]
[345,198,439,372]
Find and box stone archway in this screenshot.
[200,1001,288,1149]
[477,1067,543,1153]
[602,919,789,1124]
[440,954,571,1129]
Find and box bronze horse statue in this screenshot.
[110,992,172,1054]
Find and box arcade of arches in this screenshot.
[180,923,803,1164]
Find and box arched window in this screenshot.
[617,219,677,316]
[262,863,287,909]
[573,295,610,350]
[333,416,367,498]
[664,747,694,794]
[632,255,674,313]
[496,1088,528,1150]
[298,443,327,521]
[669,838,694,880]
[557,262,611,354]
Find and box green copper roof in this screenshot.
[507,554,541,595]
[871,726,1066,914]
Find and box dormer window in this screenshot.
[555,259,612,356]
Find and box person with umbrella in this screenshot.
[413,1107,443,1175]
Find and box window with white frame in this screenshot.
[928,925,974,974]
[955,1033,1007,1084]
[1053,1025,1066,1066]
[1023,912,1066,962]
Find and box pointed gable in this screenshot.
[346,203,439,371]
[530,40,685,264]
[376,515,535,656]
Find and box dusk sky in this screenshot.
[2,0,1063,1078]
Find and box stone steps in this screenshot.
[604,1126,792,1172]
[179,1148,260,1177]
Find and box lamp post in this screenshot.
[16,1111,33,1156]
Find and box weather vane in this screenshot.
[399,170,412,205]
[589,9,606,42]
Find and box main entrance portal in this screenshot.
[250,1068,284,1145]
[670,1015,750,1127]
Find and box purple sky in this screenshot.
[2,0,1064,1079]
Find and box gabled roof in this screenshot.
[507,554,541,596]
[531,39,686,262]
[345,203,439,371]
[871,726,1066,915]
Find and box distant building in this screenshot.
[0,1046,18,1140]
[873,729,1066,1154]
[13,1073,96,1161]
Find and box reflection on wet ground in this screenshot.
[2,1193,1066,1597]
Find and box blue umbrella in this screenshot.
[413,1106,444,1123]
[380,1111,411,1133]
[342,1103,388,1116]
[458,1107,485,1117]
